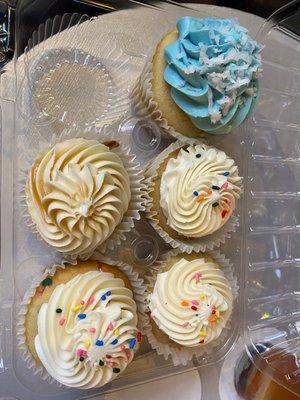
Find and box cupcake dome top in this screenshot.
[164,16,262,134]
[160,143,242,238]
[149,255,233,347]
[26,138,130,256]
[35,269,139,388]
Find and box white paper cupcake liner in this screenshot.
[144,140,242,254]
[144,249,239,366]
[17,125,147,260]
[16,253,148,386]
[131,61,205,145]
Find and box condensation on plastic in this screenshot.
[0,1,298,399]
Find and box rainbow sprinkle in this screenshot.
[193,272,202,283]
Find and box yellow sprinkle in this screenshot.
[72,304,82,312]
[199,293,206,301]
[261,312,270,320]
[84,340,91,348]
[114,328,120,336]
[199,329,207,337]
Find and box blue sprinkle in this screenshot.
[78,313,86,320]
[101,294,106,301]
[96,340,104,346]
[193,191,199,196]
[106,290,111,296]
[111,339,118,345]
[196,154,201,158]
[129,338,136,349]
[223,171,230,176]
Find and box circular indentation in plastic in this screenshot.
[131,235,159,267]
[119,117,161,155]
[23,48,113,128]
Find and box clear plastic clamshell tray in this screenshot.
[0,1,299,399]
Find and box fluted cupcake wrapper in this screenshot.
[144,140,241,254]
[131,62,205,145]
[17,125,147,260]
[143,249,238,366]
[16,252,148,386]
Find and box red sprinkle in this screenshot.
[221,181,229,190]
[89,327,96,333]
[107,322,114,331]
[137,331,142,342]
[191,306,198,311]
[106,355,112,359]
[199,339,205,344]
[221,209,229,219]
[212,310,216,315]
[80,300,85,305]
[87,296,95,305]
[37,287,45,296]
[59,317,65,326]
[77,348,87,357]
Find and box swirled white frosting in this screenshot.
[35,270,140,389]
[149,257,232,347]
[26,138,130,255]
[160,144,241,237]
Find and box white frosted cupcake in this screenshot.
[145,141,242,252]
[146,252,235,365]
[25,138,139,256]
[18,260,144,389]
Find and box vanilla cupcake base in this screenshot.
[17,254,147,386]
[145,141,241,253]
[19,126,146,259]
[144,250,238,366]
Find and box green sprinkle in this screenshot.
[41,277,53,287]
[56,308,62,314]
[113,367,120,373]
[99,360,104,366]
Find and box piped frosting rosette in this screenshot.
[20,127,146,258]
[144,250,238,365]
[145,140,242,253]
[132,16,262,141]
[16,254,147,389]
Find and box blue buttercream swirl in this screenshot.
[164,17,262,134]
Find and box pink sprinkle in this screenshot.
[191,300,199,306]
[80,300,85,305]
[76,348,87,357]
[87,296,95,305]
[193,272,202,283]
[89,327,96,334]
[107,322,114,331]
[59,317,66,326]
[221,181,229,190]
[120,344,126,351]
[182,322,190,328]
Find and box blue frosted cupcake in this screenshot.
[135,16,262,139]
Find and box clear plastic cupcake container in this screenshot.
[0,0,299,399]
